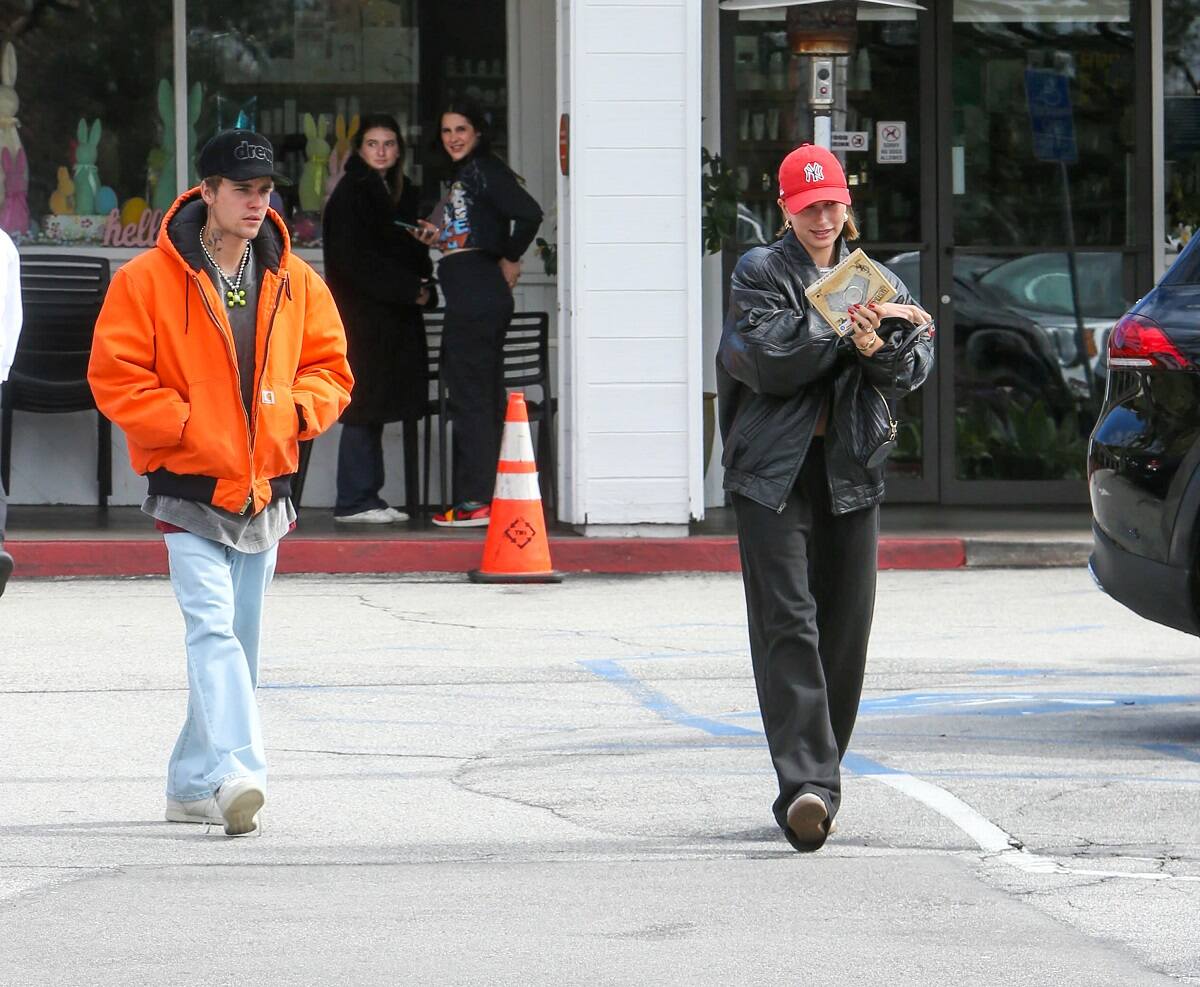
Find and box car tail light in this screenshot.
[1107,314,1191,369]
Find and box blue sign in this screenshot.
[1025,69,1077,163]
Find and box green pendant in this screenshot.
[226,288,247,308]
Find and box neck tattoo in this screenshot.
[199,226,252,308]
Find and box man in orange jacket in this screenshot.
[89,131,353,836]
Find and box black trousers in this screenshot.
[732,439,879,849]
[438,252,514,506]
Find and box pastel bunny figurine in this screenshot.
[299,113,330,212]
[0,147,29,234]
[0,43,24,210]
[333,113,359,159]
[153,78,203,210]
[49,166,74,215]
[73,118,102,215]
[324,147,346,202]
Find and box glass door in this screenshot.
[721,3,938,500]
[936,0,1152,502]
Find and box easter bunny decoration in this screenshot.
[73,118,102,215]
[49,166,74,215]
[299,113,331,213]
[152,78,204,211]
[0,148,29,234]
[332,113,360,159]
[0,43,25,212]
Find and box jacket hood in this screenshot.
[157,186,290,275]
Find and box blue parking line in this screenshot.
[579,658,758,738]
[1143,743,1200,764]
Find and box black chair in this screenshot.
[422,312,449,512]
[1,255,112,506]
[421,311,557,515]
[502,312,557,516]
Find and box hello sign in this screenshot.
[101,207,165,247]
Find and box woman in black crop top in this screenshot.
[414,101,543,528]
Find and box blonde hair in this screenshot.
[776,203,859,242]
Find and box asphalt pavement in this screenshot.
[1,568,1197,985]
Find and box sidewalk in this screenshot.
[3,504,1093,578]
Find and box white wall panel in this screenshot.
[585,383,688,432]
[580,149,684,195]
[580,196,686,243]
[582,243,688,291]
[585,290,689,336]
[587,433,689,478]
[580,6,686,53]
[580,54,686,100]
[586,337,688,384]
[585,101,686,147]
[584,478,690,524]
[561,0,702,529]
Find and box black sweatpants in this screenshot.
[732,439,879,849]
[438,252,514,506]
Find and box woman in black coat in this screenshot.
[323,114,435,523]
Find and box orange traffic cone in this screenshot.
[469,392,563,584]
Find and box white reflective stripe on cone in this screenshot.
[494,472,542,501]
[499,421,536,463]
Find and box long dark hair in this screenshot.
[354,112,405,204]
[434,99,494,165]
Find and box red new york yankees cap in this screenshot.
[778,143,850,214]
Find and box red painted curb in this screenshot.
[5,536,967,578]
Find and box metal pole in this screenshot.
[173,0,189,195]
[1060,160,1095,404]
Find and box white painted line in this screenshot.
[866,767,1200,883]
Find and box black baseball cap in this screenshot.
[196,129,291,185]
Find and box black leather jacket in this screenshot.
[717,234,935,514]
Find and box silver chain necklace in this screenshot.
[198,226,251,308]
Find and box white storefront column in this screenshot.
[557,0,704,536]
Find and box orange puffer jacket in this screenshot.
[88,188,353,515]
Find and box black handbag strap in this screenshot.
[876,320,933,415]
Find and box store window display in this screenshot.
[0,0,508,250]
[2,2,174,245]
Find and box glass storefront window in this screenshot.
[951,0,1135,482]
[1164,0,1200,257]
[2,2,175,245]
[727,5,925,480]
[188,0,507,248]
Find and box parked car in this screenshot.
[884,251,1075,417]
[1089,236,1200,634]
[974,251,1127,397]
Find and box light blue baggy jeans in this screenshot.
[163,532,277,802]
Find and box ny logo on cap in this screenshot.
[804,162,825,184]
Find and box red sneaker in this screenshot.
[432,502,491,528]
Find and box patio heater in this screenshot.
[718,0,925,150]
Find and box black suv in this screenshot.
[1089,238,1200,634]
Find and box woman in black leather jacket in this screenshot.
[717,144,935,851]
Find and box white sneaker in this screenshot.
[334,507,396,524]
[165,796,222,825]
[214,777,265,837]
[383,507,410,522]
